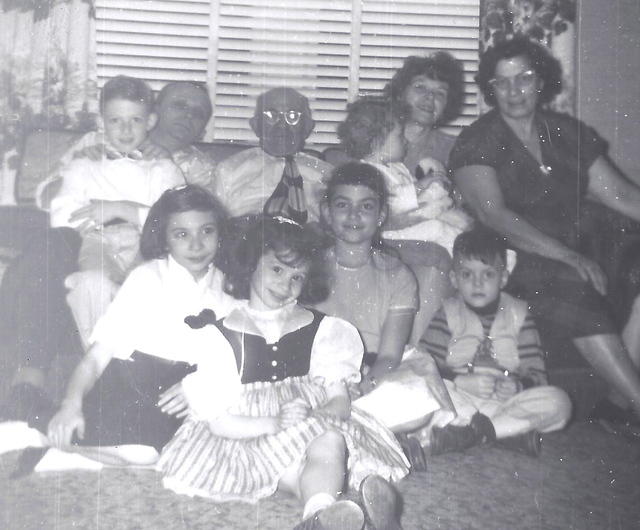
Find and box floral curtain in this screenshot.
[0,0,98,205]
[479,0,578,115]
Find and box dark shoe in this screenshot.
[359,474,402,530]
[0,383,55,431]
[293,501,365,530]
[429,413,496,456]
[395,433,427,472]
[589,400,640,440]
[496,430,543,458]
[469,413,497,444]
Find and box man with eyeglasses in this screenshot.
[214,86,332,223]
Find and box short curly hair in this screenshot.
[476,35,563,107]
[216,215,328,305]
[384,51,465,125]
[99,75,155,114]
[337,96,408,159]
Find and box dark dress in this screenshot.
[449,109,616,338]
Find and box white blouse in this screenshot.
[181,302,364,420]
[90,256,237,363]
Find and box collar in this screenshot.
[223,301,314,338]
[166,255,214,286]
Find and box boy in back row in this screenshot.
[420,228,572,456]
[52,76,185,346]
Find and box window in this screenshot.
[96,0,480,146]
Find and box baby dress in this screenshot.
[158,302,409,502]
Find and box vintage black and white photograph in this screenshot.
[0,1,638,528]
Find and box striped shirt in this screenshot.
[419,303,547,387]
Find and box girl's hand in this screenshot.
[278,399,310,430]
[454,374,496,399]
[157,382,190,419]
[564,252,607,296]
[359,373,378,395]
[493,376,520,400]
[47,404,85,448]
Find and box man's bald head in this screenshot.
[250,86,315,157]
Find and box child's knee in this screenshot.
[307,430,347,461]
[534,385,573,429]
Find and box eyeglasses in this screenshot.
[262,108,302,126]
[488,70,536,93]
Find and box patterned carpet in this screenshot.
[1,421,638,530]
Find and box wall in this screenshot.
[577,0,640,176]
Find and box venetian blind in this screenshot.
[95,0,480,146]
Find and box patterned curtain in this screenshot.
[479,0,578,115]
[0,0,98,205]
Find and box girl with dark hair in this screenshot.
[315,162,418,379]
[158,215,407,530]
[315,163,458,470]
[44,185,234,466]
[451,34,640,426]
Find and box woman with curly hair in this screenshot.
[450,35,640,427]
[384,51,464,178]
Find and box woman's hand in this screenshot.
[138,138,172,160]
[454,374,497,399]
[73,144,105,161]
[564,252,608,296]
[157,382,190,419]
[47,403,85,448]
[277,399,310,430]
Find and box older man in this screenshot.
[214,87,332,223]
[37,81,217,208]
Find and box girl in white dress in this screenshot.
[158,215,408,529]
[45,185,234,465]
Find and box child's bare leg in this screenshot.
[280,430,347,520]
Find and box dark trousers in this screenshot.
[0,226,83,384]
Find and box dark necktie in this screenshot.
[263,155,308,224]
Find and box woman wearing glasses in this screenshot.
[450,35,640,427]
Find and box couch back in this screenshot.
[16,129,257,203]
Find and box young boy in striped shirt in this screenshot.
[419,228,572,457]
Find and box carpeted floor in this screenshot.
[1,421,638,530]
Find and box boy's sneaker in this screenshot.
[0,383,55,432]
[359,474,402,530]
[429,413,496,455]
[496,430,543,458]
[395,433,427,472]
[293,500,365,530]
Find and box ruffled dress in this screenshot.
[158,302,409,502]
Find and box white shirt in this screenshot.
[49,156,184,228]
[214,147,332,222]
[90,256,237,362]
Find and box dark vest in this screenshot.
[216,309,325,384]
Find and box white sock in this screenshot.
[302,492,336,520]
